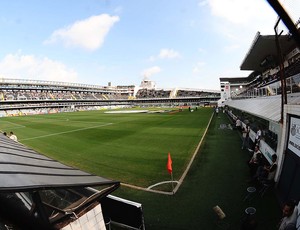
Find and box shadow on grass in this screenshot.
[113,112,281,230]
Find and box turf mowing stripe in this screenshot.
[24,116,109,124]
[120,112,215,195]
[0,120,26,130]
[20,123,113,141]
[173,111,215,194]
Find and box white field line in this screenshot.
[143,112,215,195]
[172,112,215,194]
[20,123,113,141]
[147,180,179,190]
[121,183,175,195]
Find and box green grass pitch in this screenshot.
[0,107,212,190]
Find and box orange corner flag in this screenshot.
[167,152,172,174]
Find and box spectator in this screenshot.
[248,146,262,177]
[9,131,18,142]
[254,154,278,185]
[278,200,298,230]
[215,107,219,117]
[242,125,250,150]
[236,117,242,131]
[254,126,262,146]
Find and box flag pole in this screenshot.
[170,172,174,194]
[167,152,174,194]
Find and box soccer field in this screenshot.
[0,107,212,190]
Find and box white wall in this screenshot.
[276,105,300,181]
[61,204,107,230]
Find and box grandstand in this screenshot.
[220,32,299,101]
[0,77,220,117]
[220,23,300,204]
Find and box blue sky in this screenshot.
[0,0,299,90]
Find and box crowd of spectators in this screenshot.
[135,89,171,98]
[0,81,221,102]
[135,88,220,99]
[0,82,221,118]
[234,58,300,98]
[0,90,130,101]
[229,108,278,152]
[2,89,206,101]
[176,90,219,98]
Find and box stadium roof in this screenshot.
[0,135,120,192]
[240,32,297,73]
[225,93,300,123]
[219,77,249,84]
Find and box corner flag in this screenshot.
[167,153,172,174]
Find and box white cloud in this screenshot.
[198,0,208,7]
[208,0,275,27]
[193,62,206,73]
[223,43,240,52]
[207,0,277,34]
[149,48,181,61]
[0,52,78,82]
[114,6,123,14]
[204,0,284,58]
[198,48,206,54]
[44,14,119,51]
[279,0,300,22]
[141,66,161,78]
[158,49,181,59]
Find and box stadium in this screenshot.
[0,1,300,230]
